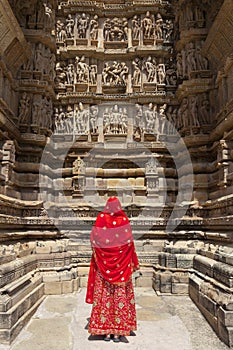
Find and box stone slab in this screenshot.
[0,288,228,350]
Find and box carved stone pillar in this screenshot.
[145,157,159,204]
[72,157,86,198]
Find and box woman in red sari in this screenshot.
[86,197,139,342]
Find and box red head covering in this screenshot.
[86,197,139,304]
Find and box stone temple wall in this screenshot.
[0,0,232,347]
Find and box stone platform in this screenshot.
[0,288,228,350]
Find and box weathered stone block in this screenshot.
[213,262,233,288]
[176,254,194,269]
[172,273,189,284]
[218,307,233,327]
[43,274,60,282]
[193,255,215,277]
[218,320,233,347]
[44,281,62,295]
[77,266,89,276]
[60,272,73,281]
[62,280,74,294]
[135,276,152,288]
[73,277,80,291]
[172,283,189,295]
[199,293,217,316]
[79,276,88,287]
[165,254,176,268]
[160,272,172,293]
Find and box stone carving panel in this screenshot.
[103,105,128,135]
[102,61,129,91]
[177,41,209,80]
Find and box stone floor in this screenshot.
[0,288,229,350]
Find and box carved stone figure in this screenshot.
[189,96,200,127]
[54,108,60,133]
[66,14,75,38]
[157,62,166,84]
[55,62,66,86]
[32,95,42,125]
[103,108,111,134]
[199,95,211,124]
[166,106,177,135]
[74,102,89,134]
[56,107,66,134]
[77,13,89,39]
[34,43,44,72]
[89,65,97,85]
[187,42,197,74]
[159,104,167,134]
[89,15,99,41]
[196,44,209,70]
[177,97,189,129]
[142,11,154,40]
[164,19,174,42]
[166,64,177,86]
[133,104,143,135]
[181,49,188,78]
[49,53,56,81]
[64,107,73,134]
[119,62,129,85]
[103,18,111,41]
[44,2,54,32]
[145,103,156,132]
[119,108,128,134]
[66,62,75,85]
[43,97,53,129]
[90,105,98,133]
[73,156,85,174]
[155,13,163,40]
[132,15,140,40]
[75,56,89,83]
[22,43,35,71]
[102,62,128,86]
[176,53,183,79]
[18,93,31,124]
[103,17,128,42]
[56,20,67,42]
[132,58,142,85]
[145,56,157,83]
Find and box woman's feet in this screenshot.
[113,335,120,342]
[104,334,111,341]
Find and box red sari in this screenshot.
[86,197,139,336]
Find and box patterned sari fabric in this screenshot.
[86,197,139,336]
[88,271,137,336]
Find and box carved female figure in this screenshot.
[157,62,166,84]
[18,92,31,125]
[132,58,141,85]
[145,56,157,83]
[154,13,163,40]
[132,15,140,40]
[89,15,99,40]
[89,65,97,85]
[189,96,199,127]
[66,14,74,38]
